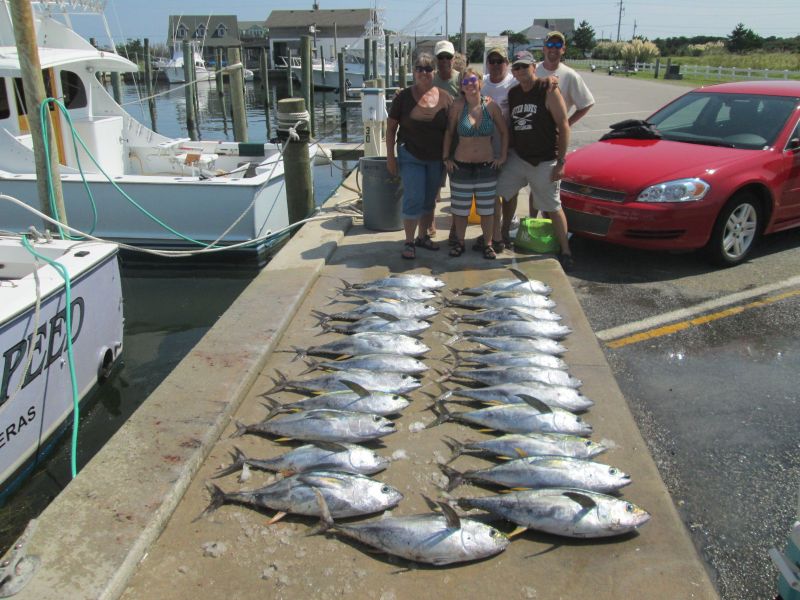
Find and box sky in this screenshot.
[70,0,800,47]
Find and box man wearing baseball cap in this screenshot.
[536,31,594,126]
[432,40,460,98]
[497,50,574,269]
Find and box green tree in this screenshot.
[501,29,529,55]
[115,38,143,58]
[572,20,596,56]
[727,23,762,53]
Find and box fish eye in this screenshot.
[381,485,391,494]
[625,503,634,512]
[609,468,618,475]
[372,415,381,421]
[584,440,593,446]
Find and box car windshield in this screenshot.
[648,91,799,150]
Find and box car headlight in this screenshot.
[637,178,710,203]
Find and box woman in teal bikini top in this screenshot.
[457,97,495,137]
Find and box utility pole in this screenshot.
[460,0,466,55]
[632,20,637,39]
[616,0,624,42]
[9,0,67,230]
[445,0,448,38]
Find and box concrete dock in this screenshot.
[9,169,718,599]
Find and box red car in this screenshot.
[561,80,800,266]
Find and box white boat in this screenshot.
[0,1,303,256]
[157,40,254,84]
[278,55,365,91]
[0,234,123,495]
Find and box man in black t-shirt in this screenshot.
[497,51,574,270]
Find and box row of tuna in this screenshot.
[201,269,650,566]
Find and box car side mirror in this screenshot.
[788,137,800,152]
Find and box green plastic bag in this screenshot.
[514,217,560,253]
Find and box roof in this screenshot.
[266,9,373,29]
[167,15,241,47]
[519,24,555,41]
[0,46,136,76]
[532,18,575,36]
[698,80,800,97]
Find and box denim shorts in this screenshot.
[398,144,444,220]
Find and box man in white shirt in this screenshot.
[535,31,595,126]
[482,47,518,250]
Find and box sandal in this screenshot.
[483,244,497,260]
[449,241,465,257]
[415,235,440,251]
[492,239,505,253]
[472,237,486,252]
[401,242,416,260]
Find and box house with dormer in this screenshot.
[167,15,242,64]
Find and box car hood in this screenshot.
[564,138,759,193]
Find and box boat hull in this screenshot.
[0,167,293,254]
[0,238,123,495]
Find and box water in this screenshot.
[0,80,367,554]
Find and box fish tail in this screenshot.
[445,311,463,325]
[307,488,336,536]
[441,436,465,464]
[442,345,462,369]
[338,278,355,290]
[310,309,331,326]
[194,483,228,521]
[211,446,248,479]
[425,399,452,429]
[229,420,249,438]
[438,464,465,492]
[298,358,320,375]
[262,370,288,396]
[260,397,286,420]
[291,346,307,362]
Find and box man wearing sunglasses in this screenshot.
[536,31,594,126]
[432,40,461,99]
[498,50,574,270]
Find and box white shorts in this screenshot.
[496,150,562,212]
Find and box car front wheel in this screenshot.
[705,192,762,267]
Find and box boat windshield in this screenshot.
[648,91,799,150]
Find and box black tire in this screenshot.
[704,192,762,267]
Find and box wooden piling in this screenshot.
[182,40,199,140]
[277,98,314,224]
[364,39,371,81]
[260,47,272,139]
[286,48,294,97]
[300,35,314,137]
[228,47,248,142]
[384,33,390,85]
[110,71,121,103]
[371,39,378,85]
[338,51,347,140]
[144,38,157,131]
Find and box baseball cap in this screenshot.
[486,46,507,60]
[512,50,534,66]
[434,40,455,57]
[545,31,566,44]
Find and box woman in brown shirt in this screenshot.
[387,53,453,259]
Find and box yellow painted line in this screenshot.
[606,288,800,349]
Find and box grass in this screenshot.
[665,52,800,71]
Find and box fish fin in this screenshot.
[319,322,335,335]
[338,278,355,290]
[444,311,462,325]
[514,447,528,458]
[307,488,335,536]
[438,502,462,529]
[437,464,464,492]
[496,455,513,461]
[441,436,465,463]
[477,428,495,433]
[372,312,398,322]
[229,420,249,439]
[273,437,293,443]
[297,474,346,489]
[510,268,529,283]
[509,308,535,322]
[299,359,320,376]
[507,525,529,539]
[194,483,228,522]
[267,511,287,525]
[510,487,531,491]
[211,446,248,479]
[312,441,348,453]
[278,469,297,477]
[515,394,553,414]
[291,346,307,362]
[562,491,598,510]
[420,494,440,511]
[341,380,370,398]
[434,367,453,384]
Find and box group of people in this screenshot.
[385,32,594,270]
